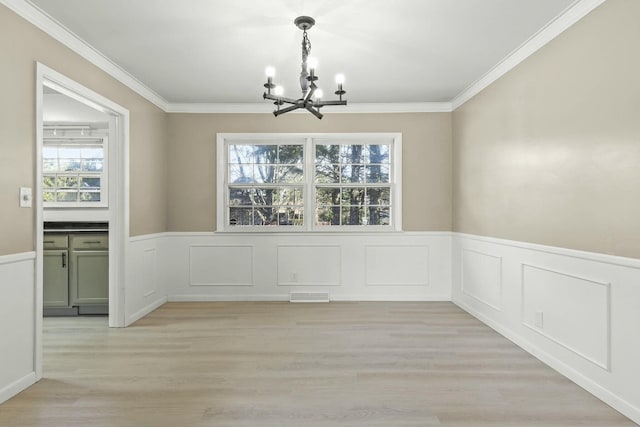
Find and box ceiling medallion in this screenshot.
[262,16,347,119]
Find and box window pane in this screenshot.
[340,145,365,164]
[57,176,78,188]
[275,188,303,206]
[229,207,253,226]
[254,145,277,164]
[82,147,103,158]
[229,164,253,183]
[228,144,253,165]
[82,159,103,172]
[277,166,303,183]
[229,188,253,206]
[43,176,56,188]
[56,190,78,202]
[43,159,58,172]
[253,188,277,206]
[315,206,340,226]
[366,165,390,183]
[316,188,340,207]
[341,165,365,183]
[80,191,101,202]
[254,164,277,183]
[341,187,365,206]
[43,147,57,159]
[254,207,276,225]
[315,163,340,183]
[279,145,303,164]
[367,187,391,205]
[277,208,303,226]
[43,190,55,202]
[366,144,390,164]
[342,206,365,225]
[316,144,340,164]
[59,159,81,171]
[368,206,390,225]
[58,147,81,158]
[80,177,100,189]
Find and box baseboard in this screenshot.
[168,294,289,302]
[453,298,640,426]
[0,372,36,404]
[126,296,167,326]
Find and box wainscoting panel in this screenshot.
[0,252,36,404]
[163,232,452,302]
[189,245,254,286]
[126,235,167,326]
[522,264,610,370]
[277,245,341,286]
[365,245,429,286]
[452,233,640,425]
[461,248,502,311]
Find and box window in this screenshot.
[217,133,401,231]
[42,126,108,207]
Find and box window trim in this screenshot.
[42,134,109,208]
[216,133,402,232]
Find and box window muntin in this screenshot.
[314,142,392,226]
[219,134,400,231]
[42,136,107,206]
[227,143,304,227]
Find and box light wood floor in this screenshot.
[0,302,636,427]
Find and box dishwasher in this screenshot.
[43,222,109,316]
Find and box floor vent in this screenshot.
[289,292,330,303]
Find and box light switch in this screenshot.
[19,187,32,208]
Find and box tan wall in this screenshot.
[167,113,452,232]
[453,0,640,258]
[0,5,167,255]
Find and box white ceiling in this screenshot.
[27,0,580,106]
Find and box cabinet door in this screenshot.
[43,250,69,307]
[70,250,109,305]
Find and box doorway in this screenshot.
[35,63,129,380]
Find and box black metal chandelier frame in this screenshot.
[263,16,346,119]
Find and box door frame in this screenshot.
[35,63,130,380]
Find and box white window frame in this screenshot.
[42,131,109,208]
[216,133,402,232]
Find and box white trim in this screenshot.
[451,0,607,109]
[1,0,168,111]
[167,102,453,114]
[0,251,36,265]
[0,372,36,404]
[216,132,402,232]
[126,295,167,326]
[454,232,640,270]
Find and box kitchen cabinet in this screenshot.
[43,223,108,316]
[70,234,109,306]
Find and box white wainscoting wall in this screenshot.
[452,233,640,425]
[125,234,167,326]
[161,232,452,302]
[0,252,36,403]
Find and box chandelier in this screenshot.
[262,16,346,119]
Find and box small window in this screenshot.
[217,133,401,232]
[42,126,108,207]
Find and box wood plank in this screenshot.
[0,302,636,426]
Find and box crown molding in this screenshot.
[451,0,607,110]
[166,102,453,114]
[1,0,169,111]
[4,0,603,114]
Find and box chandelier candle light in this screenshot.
[263,16,347,119]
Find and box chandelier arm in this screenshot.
[315,100,348,106]
[305,105,323,119]
[303,81,317,103]
[264,93,299,105]
[274,104,303,116]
